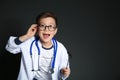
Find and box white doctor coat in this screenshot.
[5,36,69,80]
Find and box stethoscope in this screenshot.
[30,37,58,74]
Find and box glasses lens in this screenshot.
[39,24,45,30]
[39,24,56,31]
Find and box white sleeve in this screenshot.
[5,36,22,54]
[58,44,70,80]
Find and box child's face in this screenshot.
[37,17,57,43]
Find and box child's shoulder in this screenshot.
[56,40,66,49]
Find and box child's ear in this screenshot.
[54,28,58,35]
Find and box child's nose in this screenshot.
[44,26,49,31]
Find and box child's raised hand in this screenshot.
[19,24,38,42]
[26,24,38,38]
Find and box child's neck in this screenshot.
[41,40,53,49]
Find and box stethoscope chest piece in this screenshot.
[49,68,54,74]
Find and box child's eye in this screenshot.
[49,25,53,28]
[40,24,45,27]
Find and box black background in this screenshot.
[0,0,120,80]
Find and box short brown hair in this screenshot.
[36,11,58,26]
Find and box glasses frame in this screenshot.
[38,24,57,31]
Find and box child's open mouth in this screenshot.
[43,33,50,39]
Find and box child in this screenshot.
[5,11,70,80]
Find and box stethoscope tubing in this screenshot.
[30,38,57,73]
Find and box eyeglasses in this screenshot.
[38,24,57,31]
